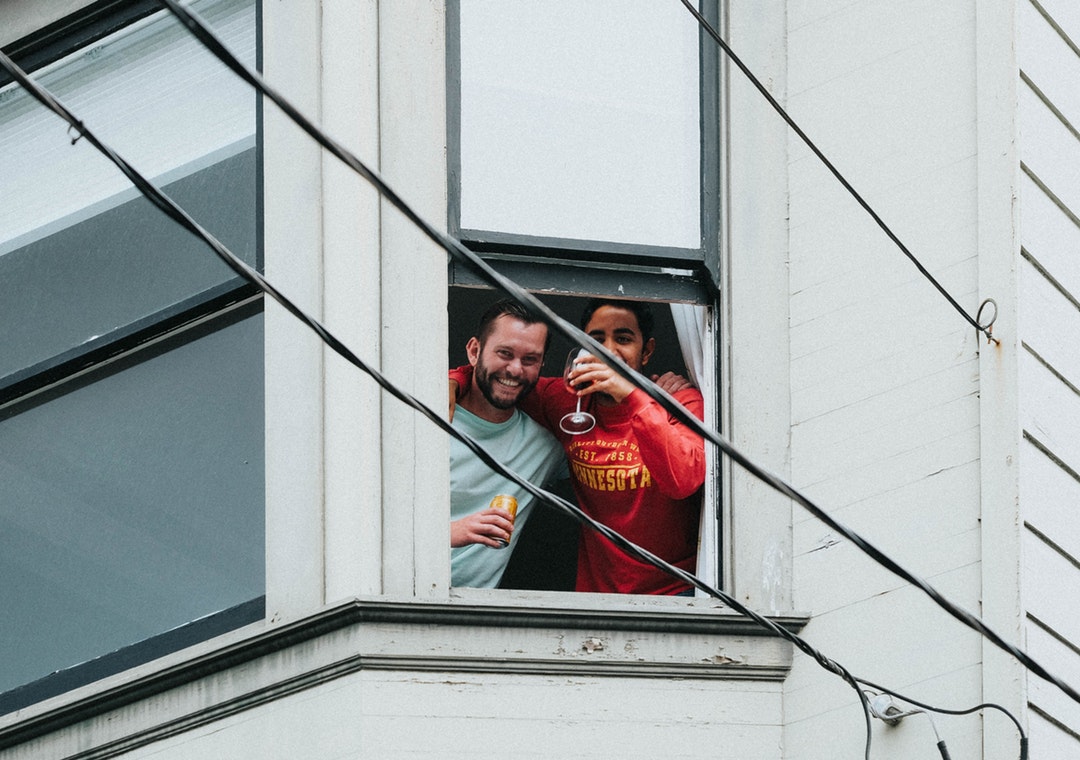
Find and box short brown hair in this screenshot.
[475,299,552,355]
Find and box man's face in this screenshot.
[584,305,655,371]
[467,314,547,410]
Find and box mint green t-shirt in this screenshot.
[450,406,565,588]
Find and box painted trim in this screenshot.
[0,597,806,755]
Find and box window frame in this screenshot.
[0,0,803,749]
[445,0,722,303]
[445,0,724,595]
[0,0,265,711]
[0,0,264,407]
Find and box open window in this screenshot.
[447,0,722,594]
[448,290,716,593]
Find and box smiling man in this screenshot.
[449,300,566,588]
[451,298,705,595]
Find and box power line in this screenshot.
[0,13,1046,757]
[147,0,1078,716]
[677,0,999,345]
[0,25,1023,758]
[0,44,881,757]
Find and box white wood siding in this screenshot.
[1018,0,1080,749]
[87,673,782,760]
[786,1,988,757]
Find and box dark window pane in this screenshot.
[0,309,264,696]
[0,148,257,382]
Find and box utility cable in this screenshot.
[0,35,1026,760]
[860,678,1028,760]
[148,0,1080,715]
[865,691,952,760]
[677,0,999,345]
[0,46,878,758]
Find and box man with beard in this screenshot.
[451,299,704,595]
[449,300,566,588]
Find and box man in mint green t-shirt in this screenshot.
[450,301,565,588]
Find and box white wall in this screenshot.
[1017,0,1080,748]
[784,1,993,757]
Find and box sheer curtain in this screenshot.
[670,303,716,593]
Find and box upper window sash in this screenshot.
[447,0,720,296]
[0,0,259,400]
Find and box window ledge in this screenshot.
[0,595,807,755]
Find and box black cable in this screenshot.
[0,29,1025,760]
[859,677,1028,760]
[0,42,887,758]
[147,0,1080,716]
[0,16,1051,757]
[677,0,998,345]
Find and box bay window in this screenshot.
[0,0,262,711]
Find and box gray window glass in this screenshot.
[0,310,264,697]
[457,0,701,249]
[0,0,263,706]
[0,0,257,386]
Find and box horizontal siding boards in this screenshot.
[1028,0,1080,58]
[1021,439,1080,563]
[1021,350,1080,485]
[793,475,981,616]
[1020,0,1080,131]
[1021,172,1080,299]
[108,672,783,760]
[1023,533,1080,650]
[1020,258,1080,388]
[1026,619,1080,740]
[1019,79,1080,214]
[788,564,982,694]
[1029,703,1080,756]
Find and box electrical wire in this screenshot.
[143,0,1080,717]
[0,44,877,758]
[860,678,1028,760]
[0,21,1031,759]
[677,0,999,346]
[0,13,1048,759]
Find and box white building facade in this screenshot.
[0,0,1075,758]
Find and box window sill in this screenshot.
[0,594,807,755]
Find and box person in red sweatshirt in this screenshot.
[451,298,705,595]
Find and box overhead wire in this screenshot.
[0,15,1034,758]
[145,0,1080,719]
[0,43,876,759]
[677,0,999,345]
[0,7,1045,756]
[859,678,1028,760]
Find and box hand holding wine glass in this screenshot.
[559,348,596,435]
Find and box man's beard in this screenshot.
[475,363,536,410]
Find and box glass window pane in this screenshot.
[0,0,257,382]
[458,0,701,248]
[0,149,257,381]
[0,310,264,696]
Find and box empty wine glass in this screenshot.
[559,348,596,435]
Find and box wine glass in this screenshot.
[559,348,596,435]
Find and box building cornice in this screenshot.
[0,596,807,758]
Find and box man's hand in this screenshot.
[451,507,515,548]
[449,378,460,421]
[651,371,693,394]
[566,353,637,404]
[567,360,694,405]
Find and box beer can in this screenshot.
[490,494,518,548]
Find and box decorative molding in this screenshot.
[0,597,806,757]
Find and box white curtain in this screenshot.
[670,303,717,594]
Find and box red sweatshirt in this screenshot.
[451,366,705,594]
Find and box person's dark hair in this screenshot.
[579,298,655,342]
[475,299,553,355]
